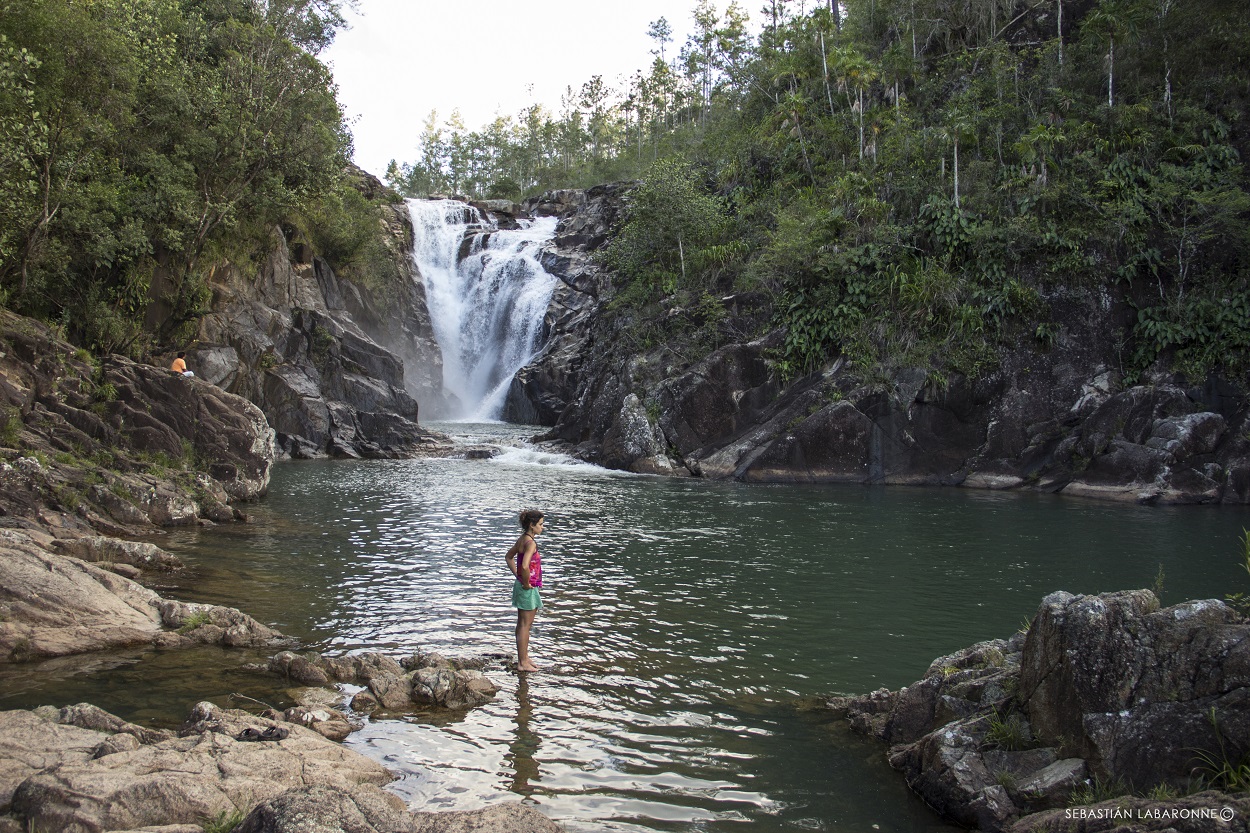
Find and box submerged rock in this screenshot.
[234,785,564,833]
[269,650,502,714]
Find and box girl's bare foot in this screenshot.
[518,661,540,672]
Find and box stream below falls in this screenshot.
[3,422,1247,832]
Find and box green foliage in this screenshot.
[309,325,337,365]
[298,181,402,293]
[1224,530,1250,618]
[985,712,1034,752]
[1070,775,1130,805]
[0,0,355,350]
[1192,707,1250,792]
[378,0,1248,390]
[604,158,729,299]
[0,405,21,447]
[178,609,213,634]
[203,808,244,833]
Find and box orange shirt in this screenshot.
[170,357,187,373]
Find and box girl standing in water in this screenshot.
[506,509,544,672]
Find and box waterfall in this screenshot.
[408,199,558,421]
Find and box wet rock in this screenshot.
[365,670,413,711]
[269,651,331,686]
[232,784,411,833]
[349,690,380,714]
[410,668,499,711]
[51,536,183,572]
[288,687,344,710]
[277,651,503,714]
[161,601,290,650]
[836,590,1250,831]
[281,706,358,742]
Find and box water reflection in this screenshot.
[506,676,541,796]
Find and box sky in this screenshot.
[322,0,717,178]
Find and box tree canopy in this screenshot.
[0,0,380,355]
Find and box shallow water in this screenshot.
[3,422,1247,832]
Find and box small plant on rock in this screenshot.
[1069,775,1129,805]
[0,406,22,447]
[178,610,213,634]
[203,808,244,833]
[1146,783,1180,801]
[1192,707,1250,791]
[1224,530,1250,618]
[986,712,1033,751]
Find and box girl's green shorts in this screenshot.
[512,581,542,611]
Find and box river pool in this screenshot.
[3,422,1247,832]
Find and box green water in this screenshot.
[3,422,1247,832]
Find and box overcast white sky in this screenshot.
[322,1,732,178]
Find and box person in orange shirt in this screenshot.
[170,352,194,376]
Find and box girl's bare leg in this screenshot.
[515,609,539,671]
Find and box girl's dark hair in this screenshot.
[519,509,544,531]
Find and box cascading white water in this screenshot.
[408,199,559,421]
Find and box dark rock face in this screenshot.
[192,171,451,459]
[830,590,1250,832]
[509,187,1250,504]
[1020,591,1250,788]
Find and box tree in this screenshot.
[1083,0,1149,107]
[604,159,727,294]
[647,17,673,62]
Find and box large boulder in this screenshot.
[1019,590,1250,788]
[0,528,290,662]
[0,530,163,661]
[5,702,396,833]
[832,590,1250,832]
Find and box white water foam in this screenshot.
[408,199,558,420]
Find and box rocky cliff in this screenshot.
[509,186,1250,504]
[0,308,292,661]
[190,170,452,459]
[829,589,1250,832]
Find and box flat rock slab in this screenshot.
[0,530,162,661]
[4,702,395,833]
